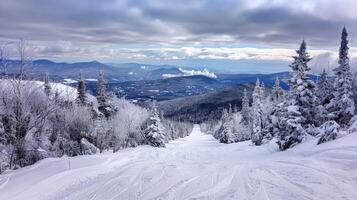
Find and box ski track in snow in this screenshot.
[1,125,357,200]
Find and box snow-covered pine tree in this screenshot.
[328,27,355,127]
[145,101,166,147]
[315,69,333,125]
[289,40,317,128]
[260,81,266,100]
[233,104,239,113]
[241,88,250,125]
[274,41,314,150]
[96,71,111,118]
[252,78,264,145]
[271,77,284,103]
[276,104,306,150]
[43,72,51,97]
[317,69,333,105]
[76,71,87,106]
[220,104,235,143]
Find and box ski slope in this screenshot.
[1,125,357,200]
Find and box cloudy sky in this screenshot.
[1,0,357,73]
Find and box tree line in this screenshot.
[203,27,356,150]
[0,40,193,173]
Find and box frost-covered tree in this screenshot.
[289,40,317,128]
[317,69,333,105]
[274,41,315,150]
[220,105,235,144]
[271,77,284,103]
[328,27,355,126]
[315,69,333,125]
[276,104,306,150]
[76,71,87,106]
[43,72,51,97]
[252,79,264,145]
[260,81,266,100]
[144,101,166,147]
[0,44,10,77]
[97,71,112,118]
[241,88,250,125]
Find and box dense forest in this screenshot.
[204,27,357,150]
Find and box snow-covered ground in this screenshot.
[0,125,357,200]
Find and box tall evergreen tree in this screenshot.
[328,27,355,126]
[76,71,87,106]
[271,77,284,103]
[241,88,250,125]
[252,79,264,145]
[289,40,317,127]
[275,41,313,150]
[317,69,333,105]
[43,72,51,97]
[315,69,333,125]
[145,101,166,147]
[96,71,111,118]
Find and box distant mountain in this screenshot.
[5,59,217,82]
[4,59,321,104]
[158,84,256,123]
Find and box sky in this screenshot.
[1,0,357,73]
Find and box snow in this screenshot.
[0,80,95,103]
[1,125,357,200]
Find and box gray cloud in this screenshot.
[0,0,357,63]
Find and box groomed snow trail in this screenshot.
[1,125,357,200]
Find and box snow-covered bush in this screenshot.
[317,121,340,145]
[80,138,98,155]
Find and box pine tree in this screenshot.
[275,41,314,150]
[260,81,266,100]
[96,71,111,118]
[316,69,333,125]
[276,104,306,150]
[220,105,235,143]
[241,88,250,125]
[76,71,87,106]
[271,77,284,103]
[43,72,51,97]
[328,27,355,126]
[145,101,166,147]
[252,79,264,145]
[289,40,317,127]
[317,69,333,105]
